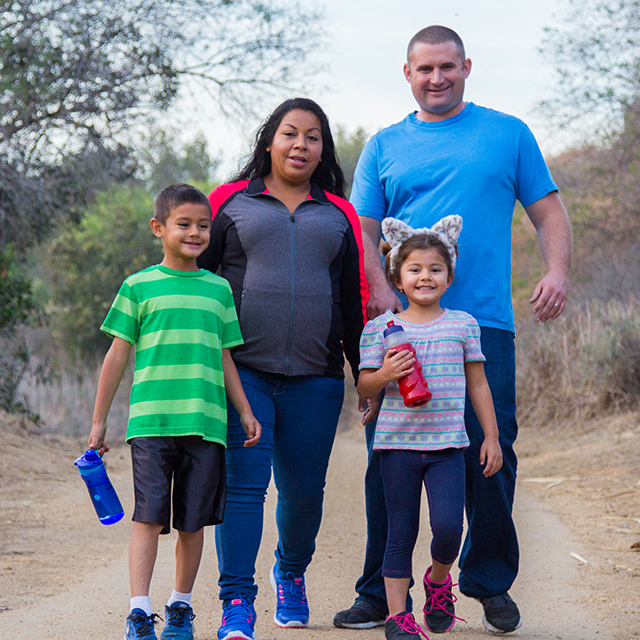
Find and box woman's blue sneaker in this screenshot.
[125,609,160,640]
[270,562,309,628]
[217,597,257,640]
[161,602,196,639]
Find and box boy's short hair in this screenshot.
[154,183,212,225]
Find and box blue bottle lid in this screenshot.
[383,322,405,338]
[74,449,102,469]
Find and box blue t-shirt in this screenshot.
[351,103,558,333]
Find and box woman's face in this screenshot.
[266,109,323,188]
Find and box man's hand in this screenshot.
[525,192,572,323]
[529,270,568,322]
[359,216,403,319]
[368,285,403,319]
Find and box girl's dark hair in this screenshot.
[382,233,455,288]
[231,98,346,198]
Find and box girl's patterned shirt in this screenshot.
[359,309,485,451]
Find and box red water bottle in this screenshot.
[383,321,432,407]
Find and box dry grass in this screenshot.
[516,297,640,427]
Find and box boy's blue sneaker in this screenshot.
[217,596,257,640]
[161,602,196,639]
[270,562,309,628]
[125,609,160,640]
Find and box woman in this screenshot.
[198,98,369,640]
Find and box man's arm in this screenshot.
[525,191,572,322]
[359,216,403,319]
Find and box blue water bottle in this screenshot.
[74,449,124,525]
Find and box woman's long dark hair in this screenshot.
[232,98,346,198]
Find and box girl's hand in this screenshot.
[241,413,262,447]
[380,348,415,382]
[480,436,503,477]
[88,422,109,457]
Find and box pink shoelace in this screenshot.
[423,574,466,624]
[390,612,430,639]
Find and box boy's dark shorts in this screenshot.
[130,436,226,535]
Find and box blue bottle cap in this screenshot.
[74,449,102,468]
[383,324,405,337]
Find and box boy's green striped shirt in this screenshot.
[101,265,243,445]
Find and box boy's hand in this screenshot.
[380,348,415,382]
[241,413,261,447]
[480,436,503,477]
[88,422,109,457]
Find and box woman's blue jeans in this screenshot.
[216,365,344,603]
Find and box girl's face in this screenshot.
[398,247,452,308]
[266,109,323,188]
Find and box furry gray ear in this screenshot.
[432,215,463,245]
[382,218,416,249]
[381,215,463,272]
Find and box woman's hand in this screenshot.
[358,393,380,425]
[480,436,503,477]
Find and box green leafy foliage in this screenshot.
[0,245,42,412]
[335,126,369,198]
[46,186,164,357]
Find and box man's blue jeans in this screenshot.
[216,365,344,603]
[354,327,519,609]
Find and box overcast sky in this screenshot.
[181,0,571,177]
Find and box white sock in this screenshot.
[130,596,153,616]
[167,590,192,607]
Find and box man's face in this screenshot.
[404,40,471,122]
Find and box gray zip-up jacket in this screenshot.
[198,178,369,381]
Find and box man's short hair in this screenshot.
[407,26,466,62]
[153,183,212,225]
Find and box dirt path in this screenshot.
[0,418,626,640]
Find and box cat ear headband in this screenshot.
[381,215,463,272]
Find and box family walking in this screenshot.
[88,25,572,640]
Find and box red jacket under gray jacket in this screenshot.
[197,178,369,381]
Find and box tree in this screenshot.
[0,0,325,250]
[539,0,640,137]
[45,186,164,357]
[141,131,221,194]
[335,126,369,198]
[0,245,41,412]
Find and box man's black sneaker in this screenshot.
[333,600,387,629]
[384,612,429,640]
[477,593,522,634]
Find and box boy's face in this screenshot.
[150,203,211,271]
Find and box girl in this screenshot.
[357,216,502,639]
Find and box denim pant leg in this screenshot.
[458,328,519,598]
[273,375,344,576]
[216,367,276,603]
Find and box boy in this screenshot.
[88,183,261,640]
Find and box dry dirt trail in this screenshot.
[0,421,628,640]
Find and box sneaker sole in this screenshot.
[481,614,522,634]
[218,630,256,640]
[270,565,309,628]
[424,616,455,633]
[333,620,386,629]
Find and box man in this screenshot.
[333,26,572,635]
